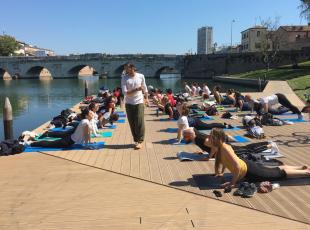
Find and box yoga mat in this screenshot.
[233,135,250,143]
[91,131,112,138]
[34,135,61,141]
[193,174,233,190]
[100,124,117,129]
[224,126,241,131]
[116,119,126,123]
[200,116,215,121]
[283,118,307,123]
[114,112,126,118]
[159,118,176,122]
[167,139,190,145]
[24,142,105,152]
[177,151,210,161]
[275,112,294,116]
[49,126,74,132]
[165,128,178,133]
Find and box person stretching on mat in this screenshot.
[27,108,93,148]
[207,128,310,191]
[245,94,303,119]
[175,103,233,143]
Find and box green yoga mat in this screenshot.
[34,135,61,141]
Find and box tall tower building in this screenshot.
[197,26,213,54]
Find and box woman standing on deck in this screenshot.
[121,63,149,150]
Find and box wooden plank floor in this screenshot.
[1,153,309,230]
[31,81,310,225]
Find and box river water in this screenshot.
[0,77,257,140]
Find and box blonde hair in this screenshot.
[210,128,226,171]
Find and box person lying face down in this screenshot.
[207,128,310,191]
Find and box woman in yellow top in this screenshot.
[207,128,310,190]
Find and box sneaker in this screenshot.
[233,182,248,196]
[298,114,304,120]
[242,183,257,198]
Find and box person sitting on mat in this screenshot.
[89,102,101,137]
[212,85,223,104]
[27,108,93,148]
[175,103,233,143]
[206,128,310,190]
[245,94,303,119]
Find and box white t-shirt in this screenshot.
[177,116,189,130]
[259,94,279,106]
[203,85,211,95]
[196,86,201,95]
[71,119,91,144]
[185,85,192,93]
[121,73,148,105]
[191,86,197,94]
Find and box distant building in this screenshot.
[197,26,213,54]
[216,44,241,54]
[274,25,310,51]
[15,41,55,56]
[240,26,272,52]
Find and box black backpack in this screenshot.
[0,140,25,156]
[261,113,283,126]
[205,105,218,116]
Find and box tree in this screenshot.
[259,17,281,81]
[0,35,21,56]
[299,0,310,22]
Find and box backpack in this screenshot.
[261,113,284,126]
[246,126,265,139]
[0,140,25,156]
[221,111,232,119]
[205,105,218,116]
[242,116,262,128]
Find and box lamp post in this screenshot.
[230,19,235,51]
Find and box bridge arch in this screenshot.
[113,63,129,77]
[26,66,53,79]
[155,66,177,78]
[0,68,12,80]
[68,65,98,78]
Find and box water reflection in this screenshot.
[0,77,257,140]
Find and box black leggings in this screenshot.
[232,141,269,155]
[189,117,225,130]
[31,132,74,148]
[276,93,301,115]
[245,159,286,182]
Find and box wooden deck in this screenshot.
[28,81,310,226]
[1,81,309,229]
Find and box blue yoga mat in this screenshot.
[233,135,250,143]
[177,152,210,161]
[49,126,74,132]
[159,118,177,122]
[24,142,105,152]
[200,116,215,121]
[91,132,112,138]
[167,139,191,145]
[114,112,126,118]
[116,119,126,123]
[275,112,294,116]
[165,128,178,133]
[100,124,116,129]
[224,126,241,131]
[283,118,307,123]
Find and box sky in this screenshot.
[0,0,306,55]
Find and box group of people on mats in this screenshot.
[21,63,309,191]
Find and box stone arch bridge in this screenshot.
[0,54,184,79]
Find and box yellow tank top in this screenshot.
[220,147,247,179]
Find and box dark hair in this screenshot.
[110,113,119,122]
[166,88,173,94]
[127,63,136,69]
[88,102,97,111]
[81,108,90,119]
[214,85,221,91]
[234,91,242,99]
